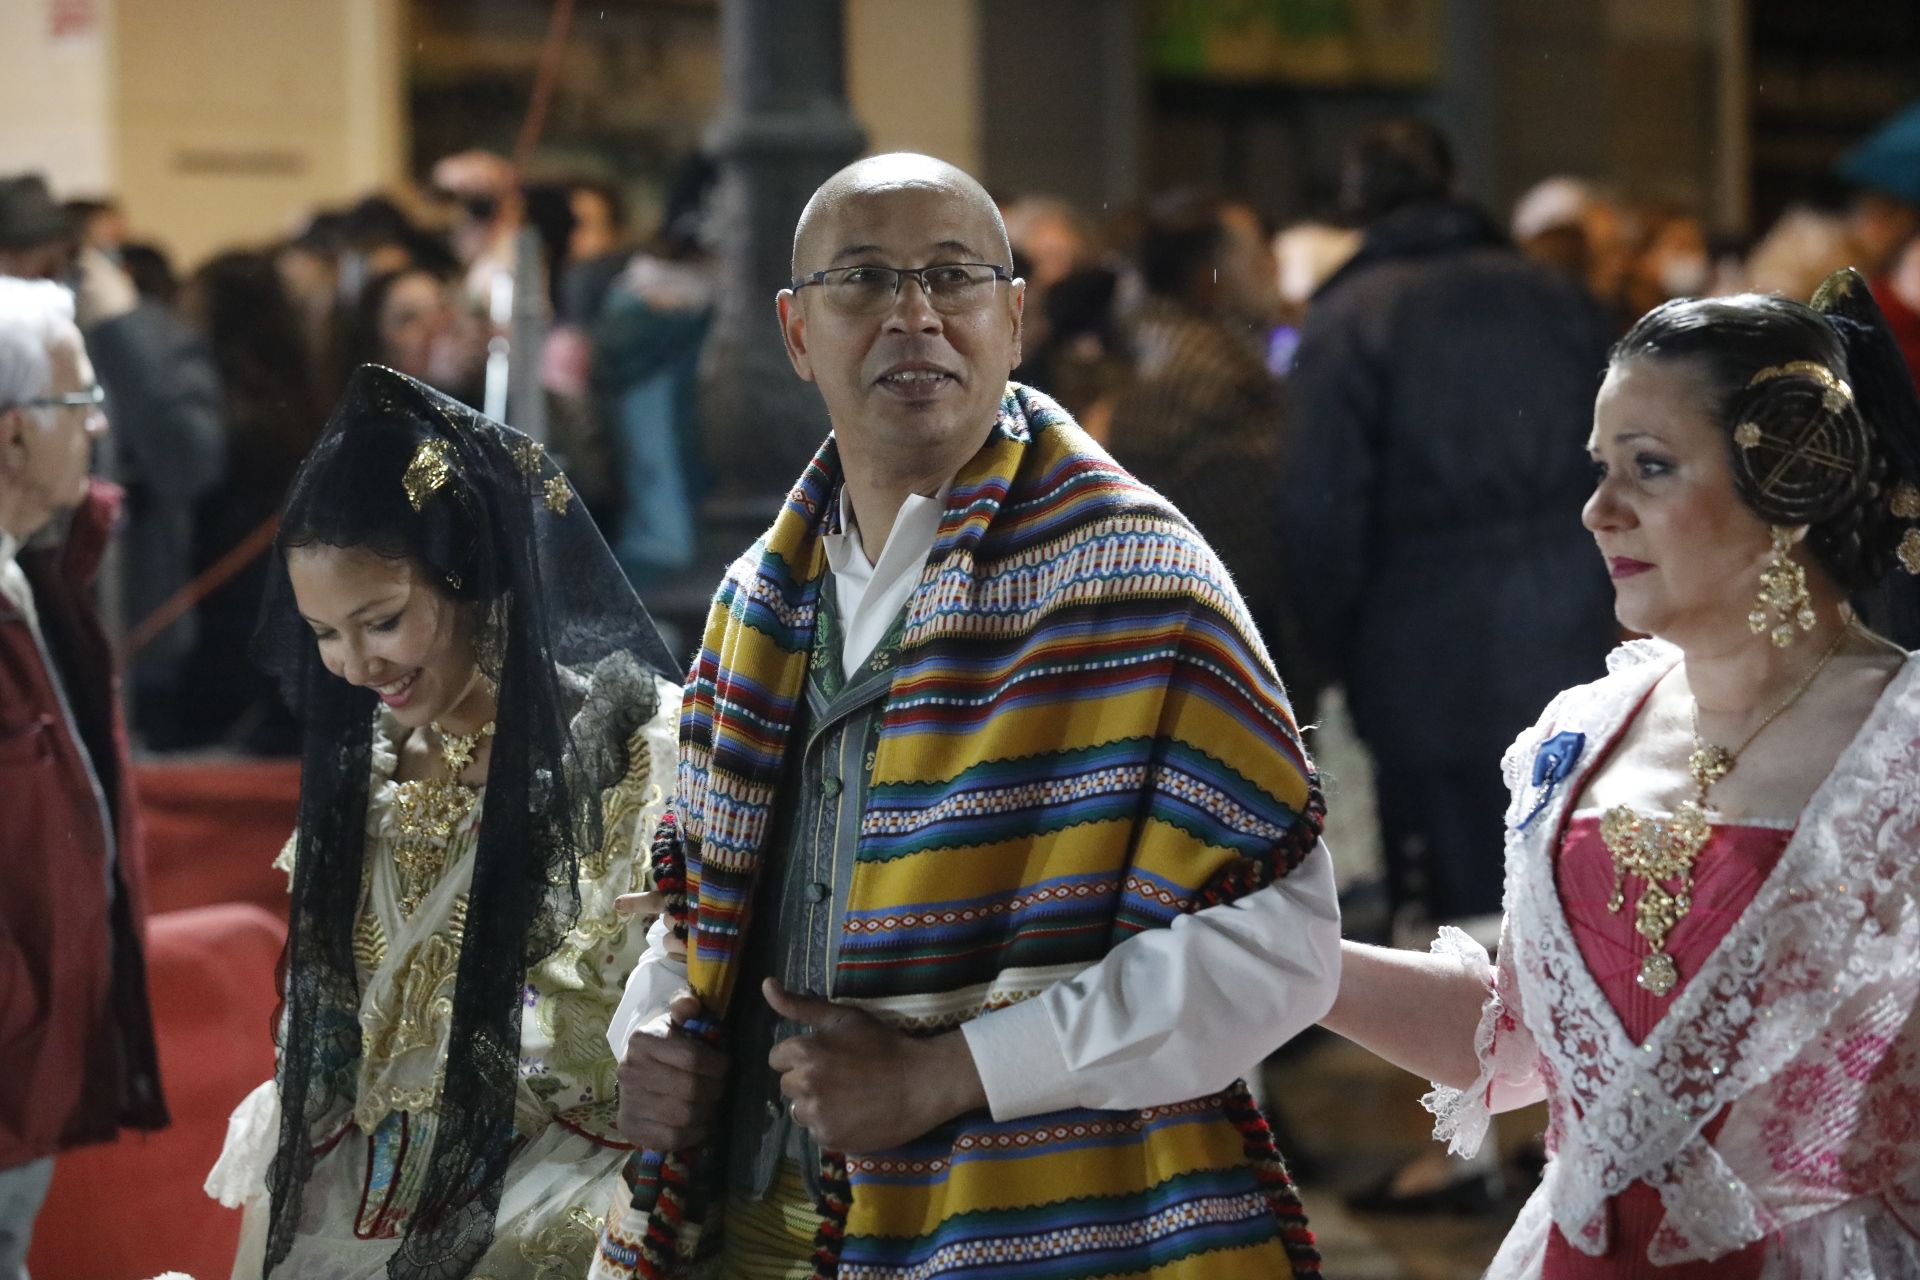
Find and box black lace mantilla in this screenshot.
[252,365,678,1279]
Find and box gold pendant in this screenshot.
[1687,743,1734,793]
[1638,951,1679,996]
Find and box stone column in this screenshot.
[698,0,866,507]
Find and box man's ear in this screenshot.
[0,408,27,474]
[777,289,816,383]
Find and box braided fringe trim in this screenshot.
[1196,774,1327,911]
[810,1149,853,1279]
[1223,1080,1321,1276]
[628,805,715,1280]
[651,812,690,945]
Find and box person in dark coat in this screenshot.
[1281,119,1616,935]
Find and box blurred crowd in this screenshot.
[6,115,1920,784]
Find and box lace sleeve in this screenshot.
[1421,922,1545,1157]
[522,675,680,1144]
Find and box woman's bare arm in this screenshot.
[1320,940,1490,1089]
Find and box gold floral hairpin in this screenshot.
[1893,482,1920,575]
[403,438,452,512]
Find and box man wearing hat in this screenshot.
[0,174,224,744]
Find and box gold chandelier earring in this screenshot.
[1749,525,1816,648]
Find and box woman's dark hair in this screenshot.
[1339,117,1456,223]
[1609,271,1920,592]
[342,265,445,379]
[188,250,325,481]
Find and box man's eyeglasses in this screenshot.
[790,263,1013,316]
[13,385,105,413]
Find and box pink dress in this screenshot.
[1541,813,1790,1278]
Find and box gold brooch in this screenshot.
[543,473,573,514]
[513,437,545,477]
[1900,528,1920,576]
[403,439,451,512]
[1734,422,1762,449]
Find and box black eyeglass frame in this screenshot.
[788,262,1016,302]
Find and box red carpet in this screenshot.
[28,903,285,1280]
[27,759,300,1280]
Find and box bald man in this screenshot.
[596,155,1339,1280]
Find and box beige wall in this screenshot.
[845,0,982,171]
[112,0,405,268]
[0,2,117,192]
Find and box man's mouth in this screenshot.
[876,364,956,392]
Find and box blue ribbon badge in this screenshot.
[1514,731,1585,831]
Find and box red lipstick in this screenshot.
[1608,557,1653,579]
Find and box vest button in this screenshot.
[821,775,843,798]
[806,881,831,903]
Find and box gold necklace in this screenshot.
[388,718,495,916]
[1599,623,1849,996]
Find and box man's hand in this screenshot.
[617,989,728,1152]
[765,978,987,1155]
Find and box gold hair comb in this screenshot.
[403,438,451,512]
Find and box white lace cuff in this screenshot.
[1420,925,1515,1158]
[205,1079,280,1208]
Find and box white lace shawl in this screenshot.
[1427,639,1920,1274]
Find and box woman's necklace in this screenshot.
[1598,623,1849,996]
[389,718,495,917]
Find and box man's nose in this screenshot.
[884,274,942,330]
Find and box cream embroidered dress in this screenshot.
[210,665,679,1280]
[1428,640,1920,1278]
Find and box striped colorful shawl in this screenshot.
[646,385,1325,1279]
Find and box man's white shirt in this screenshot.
[607,479,1341,1119]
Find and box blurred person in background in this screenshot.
[276,218,352,404]
[0,173,226,750]
[1281,120,1616,1211]
[0,276,167,1276]
[431,150,523,310]
[1744,206,1868,303]
[590,156,716,594]
[1619,205,1711,319]
[1837,101,1920,280]
[175,249,327,752]
[342,265,485,406]
[1274,219,1362,323]
[118,242,179,309]
[1511,175,1634,323]
[63,197,128,257]
[1104,189,1302,704]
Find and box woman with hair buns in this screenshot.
[203,364,683,1279]
[1316,269,1920,1276]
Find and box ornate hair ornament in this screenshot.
[508,434,571,515]
[403,437,452,512]
[1727,357,1868,525]
[1750,360,1854,412]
